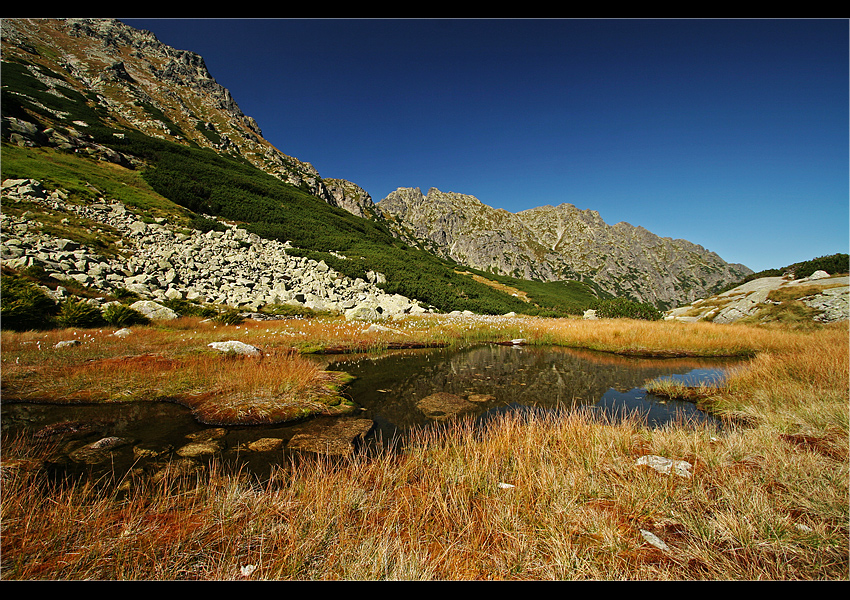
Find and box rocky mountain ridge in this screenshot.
[3,18,750,311]
[1,18,371,215]
[377,187,752,308]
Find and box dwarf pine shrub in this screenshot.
[102,303,151,327]
[56,299,105,328]
[0,272,58,331]
[161,298,218,318]
[212,309,245,325]
[590,297,662,321]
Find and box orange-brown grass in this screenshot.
[4,395,846,580]
[1,320,355,424]
[528,316,831,357]
[2,316,847,580]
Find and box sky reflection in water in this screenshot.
[324,344,744,436]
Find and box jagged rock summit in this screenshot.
[378,187,752,308]
[3,18,751,312]
[0,18,371,214]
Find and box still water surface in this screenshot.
[1,344,744,479]
[324,344,741,437]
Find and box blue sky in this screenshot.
[123,18,848,273]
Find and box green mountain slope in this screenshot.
[0,18,654,318]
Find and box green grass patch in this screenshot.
[1,144,195,225]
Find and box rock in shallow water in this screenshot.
[416,392,478,421]
[287,418,374,456]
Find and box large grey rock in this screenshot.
[345,304,380,321]
[207,340,262,356]
[130,300,178,320]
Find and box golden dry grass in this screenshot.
[1,316,847,580]
[0,319,357,424]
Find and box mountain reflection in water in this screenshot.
[323,344,744,438]
[1,345,744,481]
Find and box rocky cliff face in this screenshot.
[0,18,368,214]
[3,18,751,311]
[378,187,752,308]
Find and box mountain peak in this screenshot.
[378,187,752,307]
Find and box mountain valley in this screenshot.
[0,17,797,323]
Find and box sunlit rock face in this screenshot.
[378,187,752,308]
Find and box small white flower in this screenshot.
[240,564,257,577]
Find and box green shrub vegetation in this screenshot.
[212,309,245,325]
[791,253,849,279]
[101,303,151,327]
[0,271,59,331]
[159,298,218,319]
[55,298,105,328]
[590,297,662,321]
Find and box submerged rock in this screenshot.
[245,437,284,452]
[287,417,374,456]
[68,436,131,464]
[176,439,224,458]
[416,392,478,421]
[186,428,227,441]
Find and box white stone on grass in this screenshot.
[208,340,262,356]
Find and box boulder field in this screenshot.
[1,178,428,320]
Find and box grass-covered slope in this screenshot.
[2,51,656,317]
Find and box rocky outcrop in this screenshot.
[1,178,427,319]
[323,179,382,220]
[664,271,849,324]
[378,187,752,308]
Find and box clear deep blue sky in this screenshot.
[123,18,849,273]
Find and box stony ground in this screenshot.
[665,272,849,324]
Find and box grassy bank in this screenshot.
[0,314,792,423]
[1,317,847,579]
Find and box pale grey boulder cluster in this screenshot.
[1,178,428,320]
[664,271,849,324]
